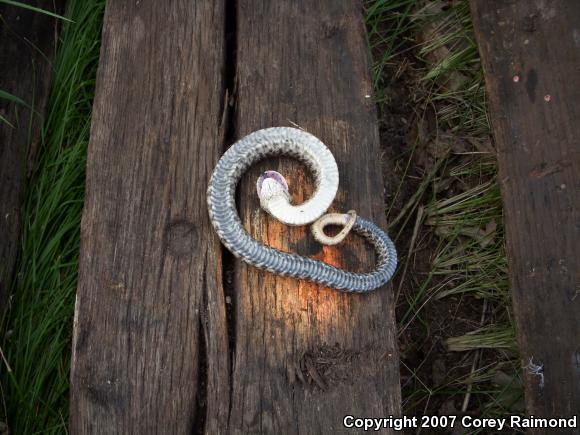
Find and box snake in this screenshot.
[206,126,397,293]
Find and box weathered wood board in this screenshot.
[0,0,63,310]
[71,0,401,433]
[69,1,229,433]
[230,1,401,432]
[471,1,580,428]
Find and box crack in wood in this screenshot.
[221,0,238,429]
[193,265,208,434]
[71,0,402,431]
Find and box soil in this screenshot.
[376,51,520,434]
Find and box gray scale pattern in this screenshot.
[207,127,397,293]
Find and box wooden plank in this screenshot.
[229,1,401,432]
[470,1,580,426]
[69,1,230,433]
[0,0,63,310]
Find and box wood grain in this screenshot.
[69,1,229,433]
[471,1,580,428]
[72,0,402,432]
[229,1,401,433]
[0,0,62,310]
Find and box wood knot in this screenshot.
[165,220,198,256]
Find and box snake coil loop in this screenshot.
[206,126,397,292]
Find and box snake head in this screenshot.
[257,171,290,209]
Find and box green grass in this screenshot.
[366,0,417,107]
[365,0,522,424]
[0,0,105,433]
[0,0,521,431]
[0,0,68,127]
[413,0,489,138]
[0,0,71,21]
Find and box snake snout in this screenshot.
[311,210,357,246]
[256,171,290,202]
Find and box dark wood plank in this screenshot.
[69,1,230,433]
[229,1,401,432]
[470,1,580,427]
[0,0,63,310]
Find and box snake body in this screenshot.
[206,127,397,292]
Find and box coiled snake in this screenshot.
[206,127,397,292]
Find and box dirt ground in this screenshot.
[377,54,520,433]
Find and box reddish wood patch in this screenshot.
[71,0,401,432]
